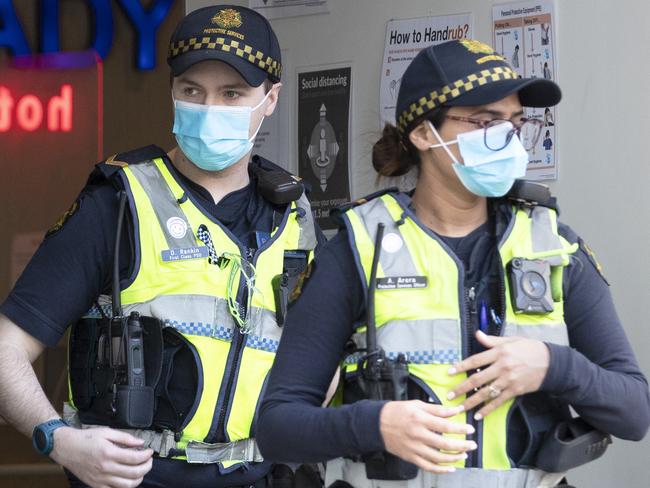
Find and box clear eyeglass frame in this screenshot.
[221,252,263,335]
[443,114,544,151]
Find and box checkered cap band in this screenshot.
[397,66,519,133]
[169,36,282,80]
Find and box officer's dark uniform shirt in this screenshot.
[0,154,322,488]
[257,193,650,464]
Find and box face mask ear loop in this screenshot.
[426,120,461,166]
[247,89,275,143]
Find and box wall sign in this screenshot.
[0,51,102,158]
[0,0,174,70]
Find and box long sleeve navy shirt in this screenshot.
[0,155,324,488]
[257,204,650,464]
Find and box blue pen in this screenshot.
[490,308,502,328]
[479,300,489,333]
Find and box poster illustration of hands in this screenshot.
[493,0,557,180]
[380,13,474,127]
[298,66,351,231]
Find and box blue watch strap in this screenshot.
[32,418,68,456]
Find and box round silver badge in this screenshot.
[382,232,403,253]
[166,217,188,239]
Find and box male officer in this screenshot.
[0,5,320,487]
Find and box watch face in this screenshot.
[34,428,48,451]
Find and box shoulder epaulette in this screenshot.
[88,145,169,185]
[505,179,558,212]
[329,187,400,224]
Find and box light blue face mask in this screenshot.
[427,120,529,197]
[173,92,270,172]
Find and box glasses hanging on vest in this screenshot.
[197,224,263,335]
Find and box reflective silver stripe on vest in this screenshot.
[503,320,569,346]
[296,193,318,250]
[87,295,281,353]
[531,206,565,266]
[185,438,263,464]
[351,197,419,277]
[325,458,566,488]
[349,319,461,365]
[244,308,282,353]
[127,161,197,249]
[124,294,236,341]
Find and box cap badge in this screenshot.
[211,9,243,29]
[460,39,494,55]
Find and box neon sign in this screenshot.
[0,0,174,70]
[0,84,73,132]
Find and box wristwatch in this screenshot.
[32,419,69,456]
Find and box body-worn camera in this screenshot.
[508,258,554,314]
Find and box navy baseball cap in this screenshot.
[396,39,561,133]
[167,5,282,87]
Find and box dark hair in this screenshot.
[372,107,449,177]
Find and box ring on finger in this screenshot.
[487,384,502,399]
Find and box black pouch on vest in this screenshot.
[152,327,201,432]
[507,393,570,468]
[69,318,101,410]
[114,315,164,428]
[342,352,418,481]
[69,315,163,429]
[535,418,612,472]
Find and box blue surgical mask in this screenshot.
[427,120,529,197]
[173,92,270,172]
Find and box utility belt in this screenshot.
[63,403,263,464]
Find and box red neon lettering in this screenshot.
[47,84,73,132]
[0,86,14,132]
[0,84,74,132]
[16,95,43,131]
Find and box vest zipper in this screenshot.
[214,328,246,442]
[496,255,507,336]
[212,249,258,443]
[465,285,480,468]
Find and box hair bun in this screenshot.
[372,124,414,177]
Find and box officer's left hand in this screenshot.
[446,331,550,420]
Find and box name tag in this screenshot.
[377,276,428,290]
[161,246,209,262]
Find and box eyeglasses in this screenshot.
[223,252,263,335]
[443,114,544,151]
[197,224,262,335]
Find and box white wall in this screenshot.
[188,1,650,486]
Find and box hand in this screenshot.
[447,330,550,420]
[379,400,477,474]
[50,426,154,488]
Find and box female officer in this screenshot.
[256,39,650,487]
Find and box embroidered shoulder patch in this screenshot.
[289,261,314,303]
[46,198,81,238]
[579,237,609,285]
